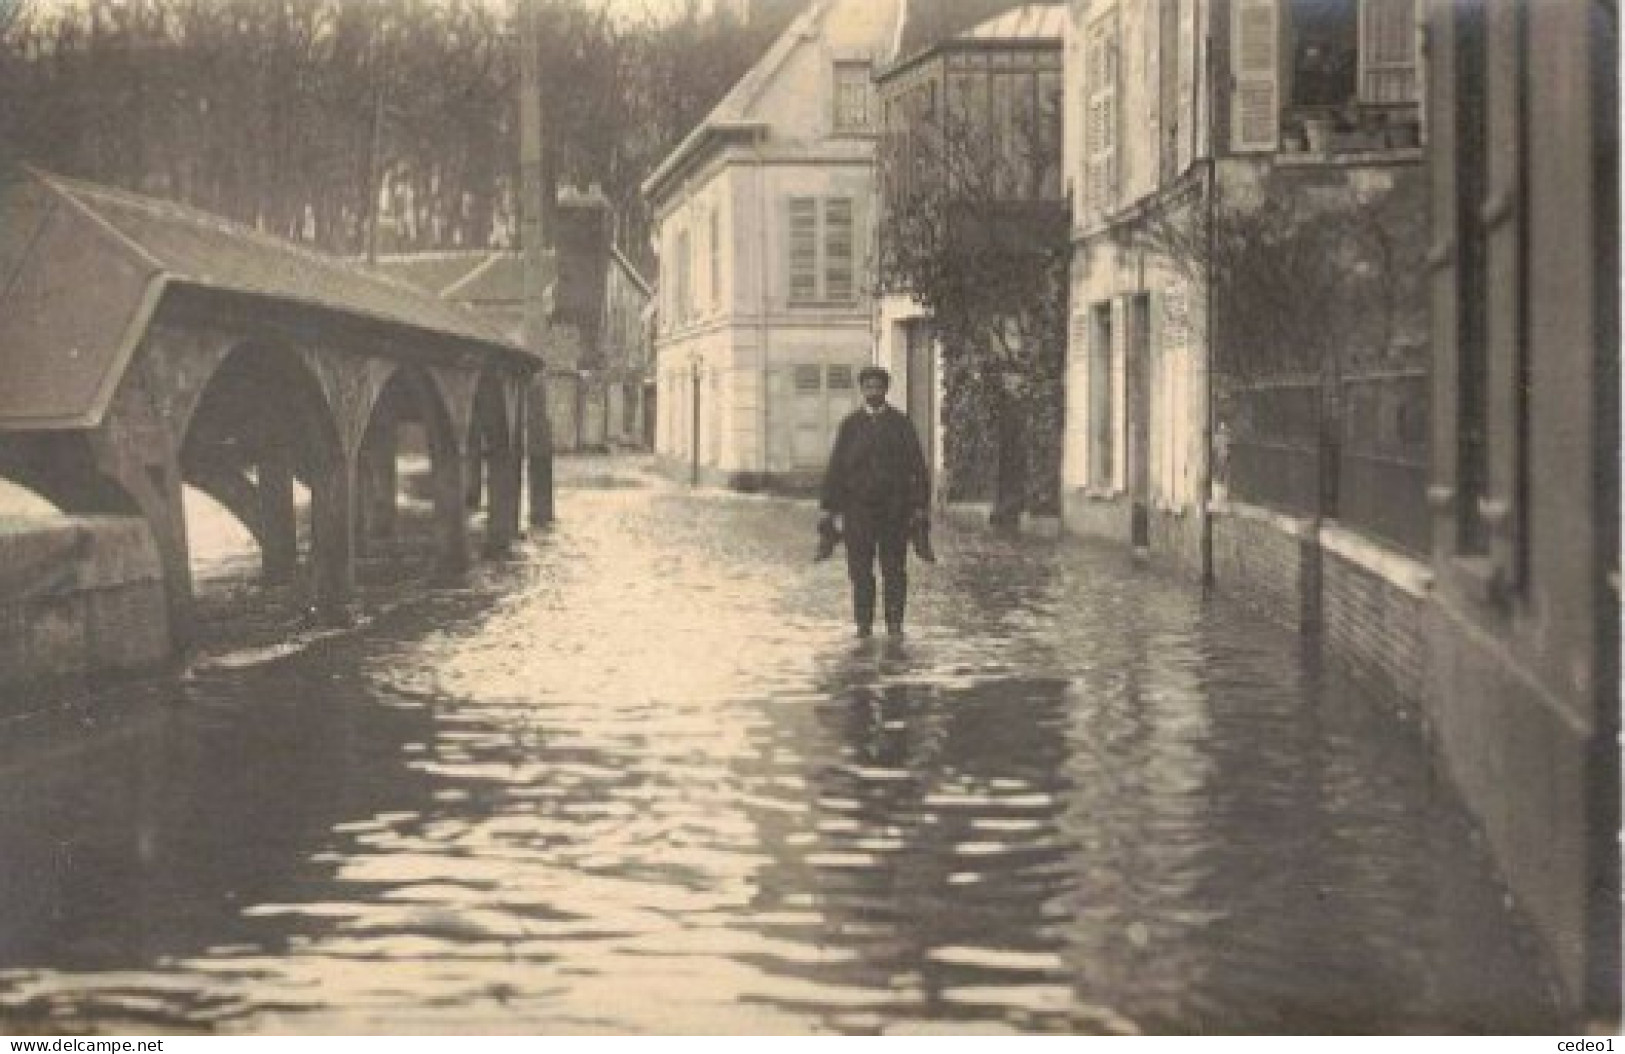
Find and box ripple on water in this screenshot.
[0,460,1569,1034]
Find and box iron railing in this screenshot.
[1338,367,1430,556]
[1227,376,1322,519]
[1226,361,1429,557]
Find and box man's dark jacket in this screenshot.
[819,404,930,516]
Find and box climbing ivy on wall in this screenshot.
[877,113,1070,524]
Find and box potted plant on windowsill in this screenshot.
[1281,119,1308,154]
[1303,113,1336,155]
[1384,117,1421,149]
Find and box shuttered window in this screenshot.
[790,364,861,467]
[824,198,854,302]
[709,205,722,310]
[1359,0,1419,105]
[676,229,692,322]
[834,62,873,131]
[788,198,819,303]
[1281,0,1420,134]
[786,196,857,304]
[1232,0,1279,152]
[1084,14,1119,213]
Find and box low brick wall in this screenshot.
[1320,525,1432,709]
[1210,499,1314,632]
[1075,489,1597,1012]
[1063,491,1204,574]
[0,516,171,697]
[1148,507,1205,577]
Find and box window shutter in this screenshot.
[676,229,691,321]
[1103,35,1118,203]
[1231,0,1279,153]
[1085,28,1103,211]
[788,197,818,302]
[709,205,721,310]
[1084,16,1119,213]
[1177,0,1196,171]
[824,197,854,301]
[1359,0,1418,105]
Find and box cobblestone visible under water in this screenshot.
[0,456,1566,1034]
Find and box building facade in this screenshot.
[872,2,1068,510]
[1062,0,1618,1020]
[1062,0,1425,571]
[1420,0,1617,1020]
[644,0,900,491]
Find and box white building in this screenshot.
[1062,0,1422,570]
[644,0,901,491]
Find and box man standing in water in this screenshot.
[819,366,932,638]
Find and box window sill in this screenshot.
[1274,146,1423,167]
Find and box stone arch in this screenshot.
[356,362,471,573]
[182,461,269,554]
[468,366,523,554]
[0,433,143,519]
[178,339,353,616]
[0,471,63,519]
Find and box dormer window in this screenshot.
[834,61,874,131]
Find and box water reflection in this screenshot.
[0,459,1565,1034]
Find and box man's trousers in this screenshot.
[843,504,910,631]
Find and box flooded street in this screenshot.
[0,458,1565,1035]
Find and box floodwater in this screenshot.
[0,458,1566,1034]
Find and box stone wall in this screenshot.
[1320,524,1431,708]
[1147,507,1206,577]
[1209,499,1314,631]
[0,516,171,699]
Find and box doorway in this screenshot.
[904,321,936,488]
